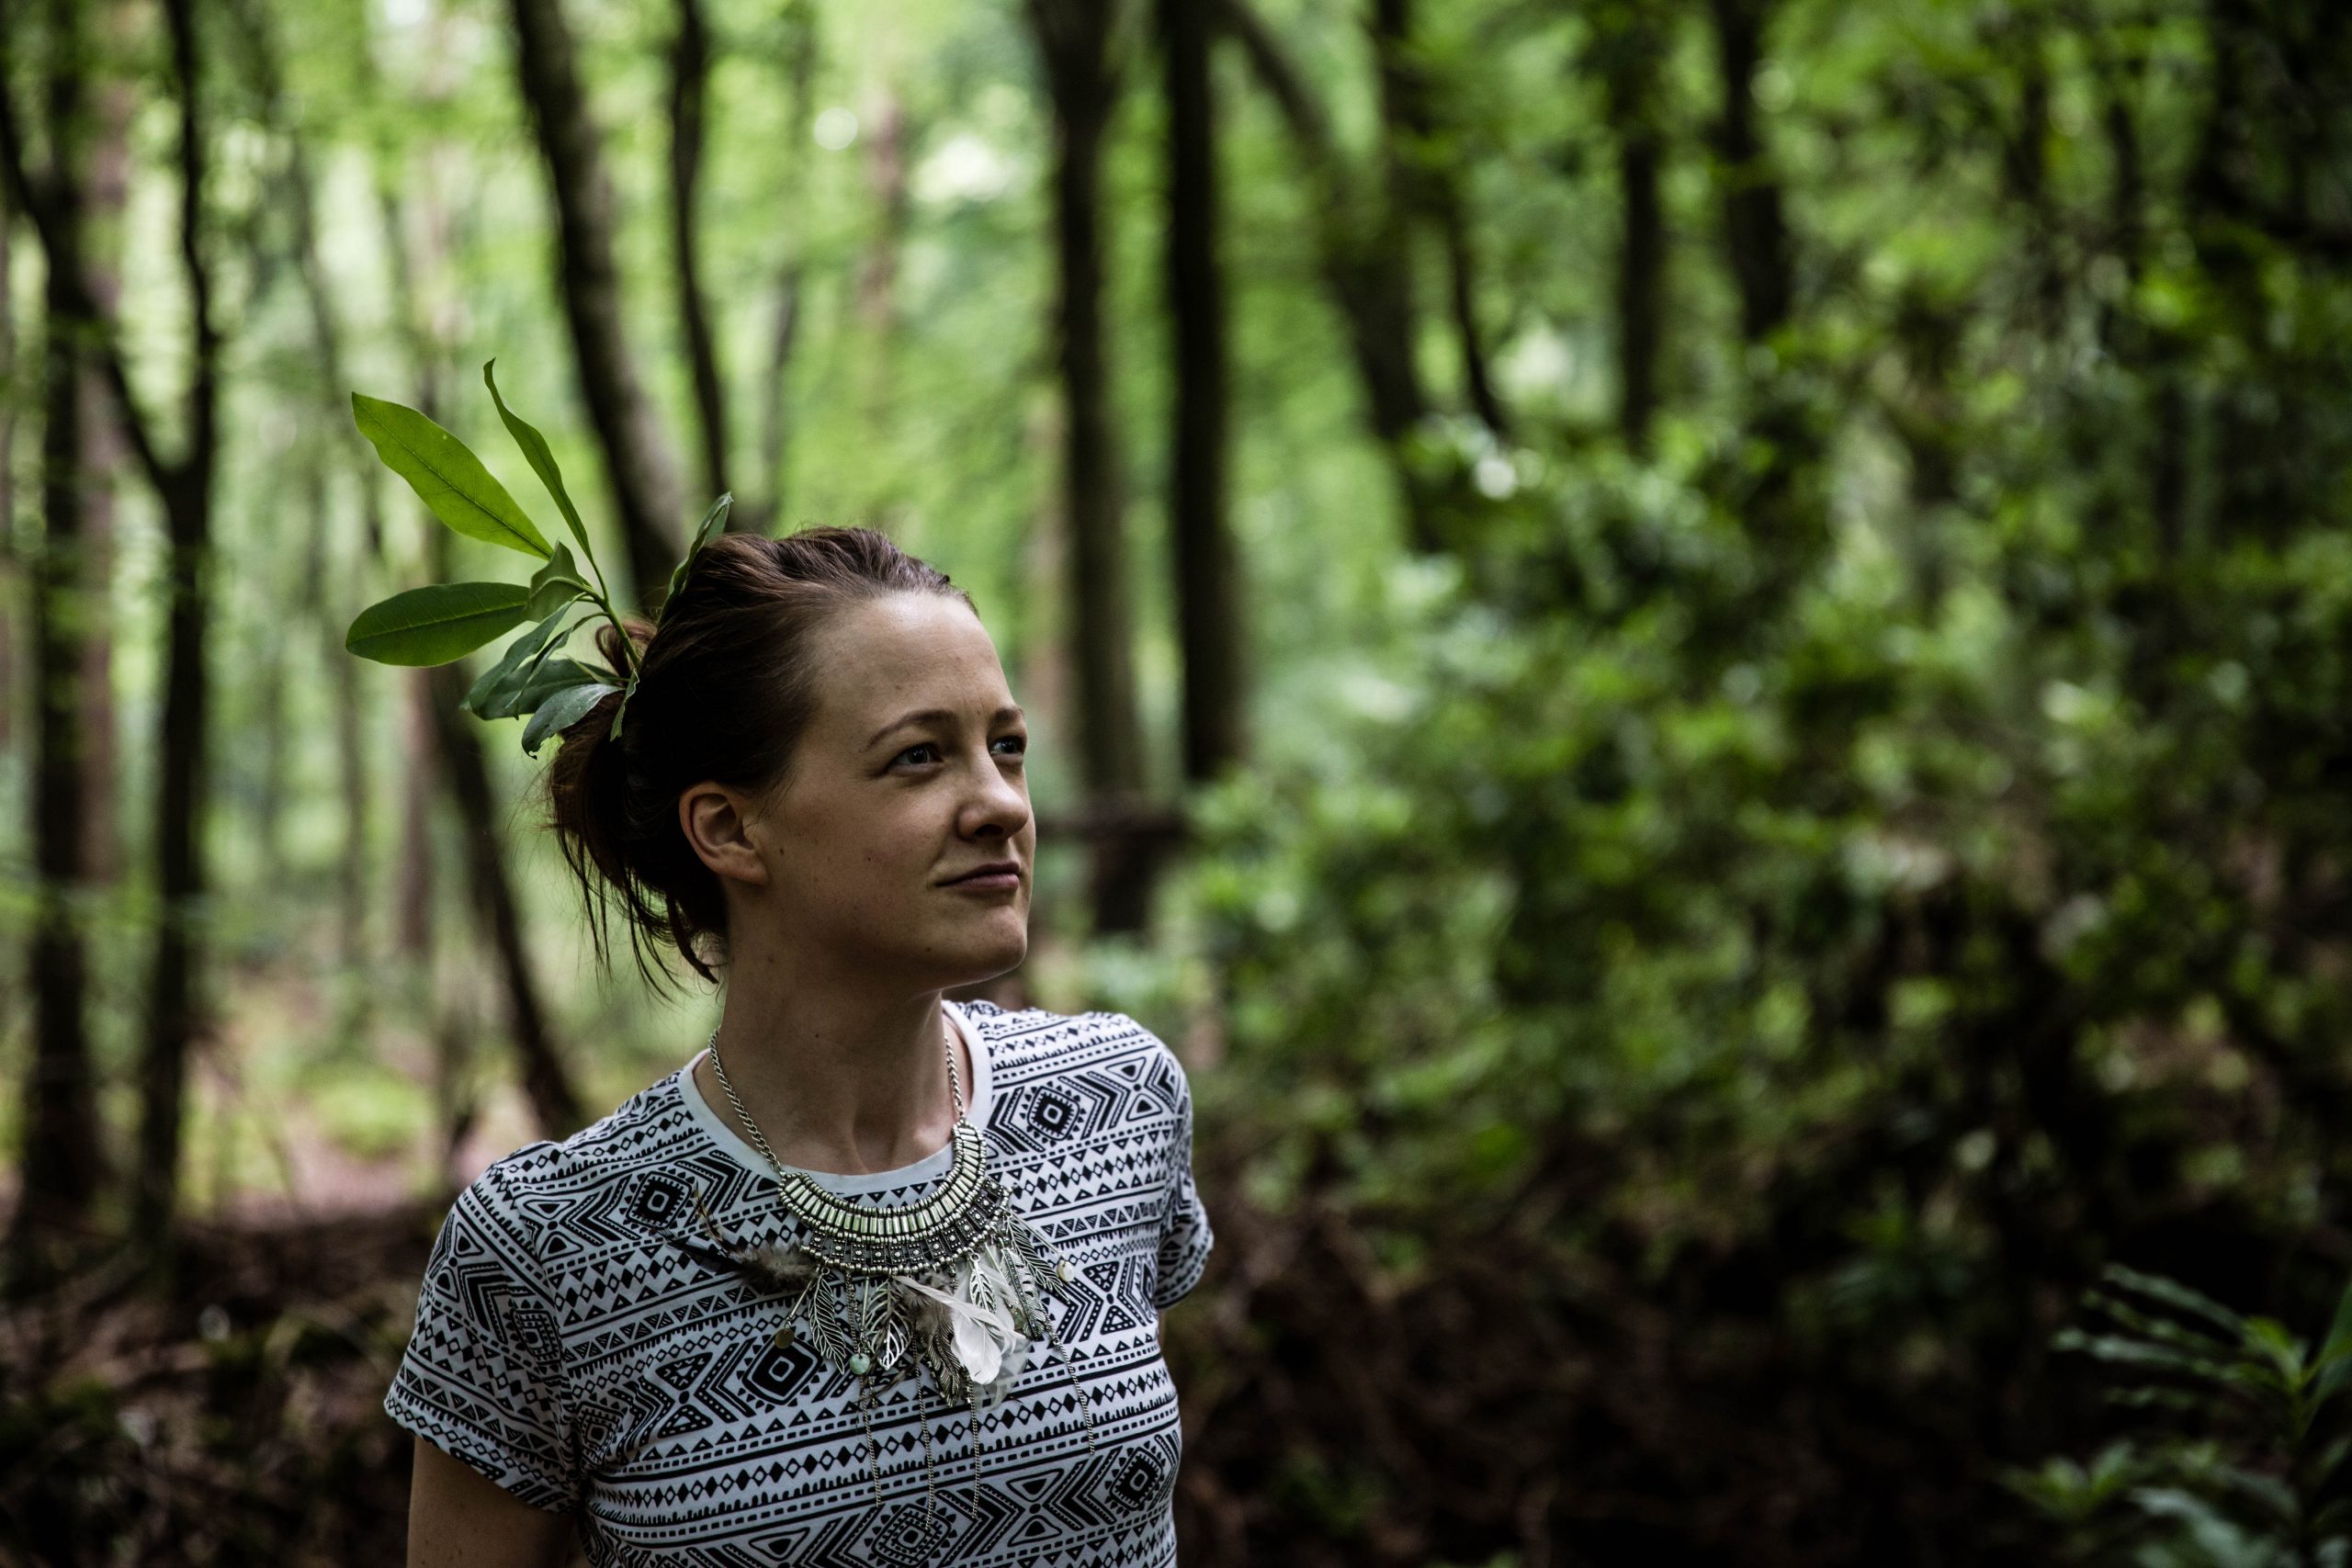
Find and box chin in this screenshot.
[956,919,1029,976]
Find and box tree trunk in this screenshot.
[1158,0,1246,784]
[398,669,437,963]
[855,89,910,423]
[0,164,14,759]
[284,128,377,970]
[384,197,439,972]
[10,129,106,1297]
[133,460,218,1255]
[422,539,585,1139]
[506,0,685,609]
[1598,5,1665,456]
[1373,0,1507,439]
[385,124,586,1140]
[1699,0,1823,627]
[6,0,107,1294]
[1616,133,1662,454]
[74,3,133,889]
[1024,0,1150,935]
[752,0,819,538]
[130,0,225,1257]
[1707,0,1792,344]
[667,0,729,508]
[1994,11,2064,338]
[1218,0,1441,551]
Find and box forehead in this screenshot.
[807,592,1008,727]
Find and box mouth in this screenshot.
[941,862,1022,890]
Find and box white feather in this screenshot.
[897,1246,1032,1393]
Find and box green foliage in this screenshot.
[341,580,533,667]
[482,358,599,568]
[2011,1264,2352,1566]
[341,363,732,750]
[348,391,553,560]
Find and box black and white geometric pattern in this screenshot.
[385,1000,1214,1565]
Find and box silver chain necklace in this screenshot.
[689,1009,1095,1534]
[707,1011,966,1180]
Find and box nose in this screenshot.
[960,745,1031,842]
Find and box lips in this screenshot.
[944,862,1021,886]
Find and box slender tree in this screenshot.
[2,0,107,1290]
[668,0,730,512]
[0,159,14,758]
[73,0,133,891]
[505,0,687,607]
[1218,0,1442,550]
[753,0,819,536]
[854,87,912,419]
[1706,0,1793,344]
[1372,0,1508,438]
[1158,0,1247,784]
[1700,0,1824,622]
[1592,0,1666,454]
[374,117,586,1140]
[135,0,227,1256]
[1024,0,1152,934]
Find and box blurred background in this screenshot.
[2,0,2350,1562]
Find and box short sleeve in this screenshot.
[383,1162,580,1512]
[1151,1042,1215,1311]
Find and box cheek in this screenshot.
[769,790,930,888]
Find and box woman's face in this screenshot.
[704,592,1035,990]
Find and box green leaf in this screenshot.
[510,656,616,714]
[2101,1265,2251,1338]
[483,359,595,567]
[526,542,593,622]
[2315,1268,2352,1400]
[521,681,623,757]
[2128,1486,2271,1564]
[346,581,534,667]
[610,680,635,743]
[463,604,588,718]
[2054,1330,2240,1384]
[662,491,733,621]
[2243,1317,2311,1387]
[2211,1462,2299,1523]
[351,393,552,559]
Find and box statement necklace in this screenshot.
[676,1010,1094,1529]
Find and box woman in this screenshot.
[383,527,1213,1566]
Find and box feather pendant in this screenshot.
[1008,1222,1072,1301]
[856,1276,910,1379]
[739,1241,818,1297]
[1008,1249,1046,1338]
[874,1303,910,1379]
[808,1275,853,1369]
[967,1254,1001,1321]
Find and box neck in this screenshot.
[700,973,972,1178]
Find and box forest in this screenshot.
[3,0,2351,1562]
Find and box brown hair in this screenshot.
[539,525,977,998]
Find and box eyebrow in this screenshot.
[866,704,1027,750]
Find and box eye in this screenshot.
[889,735,1027,771]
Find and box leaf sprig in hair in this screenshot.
[344,360,732,752]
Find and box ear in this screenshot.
[679,782,772,886]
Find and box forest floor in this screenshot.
[0,1201,453,1565]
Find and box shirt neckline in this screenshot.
[677,998,993,1195]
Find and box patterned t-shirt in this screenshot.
[383,1000,1214,1566]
